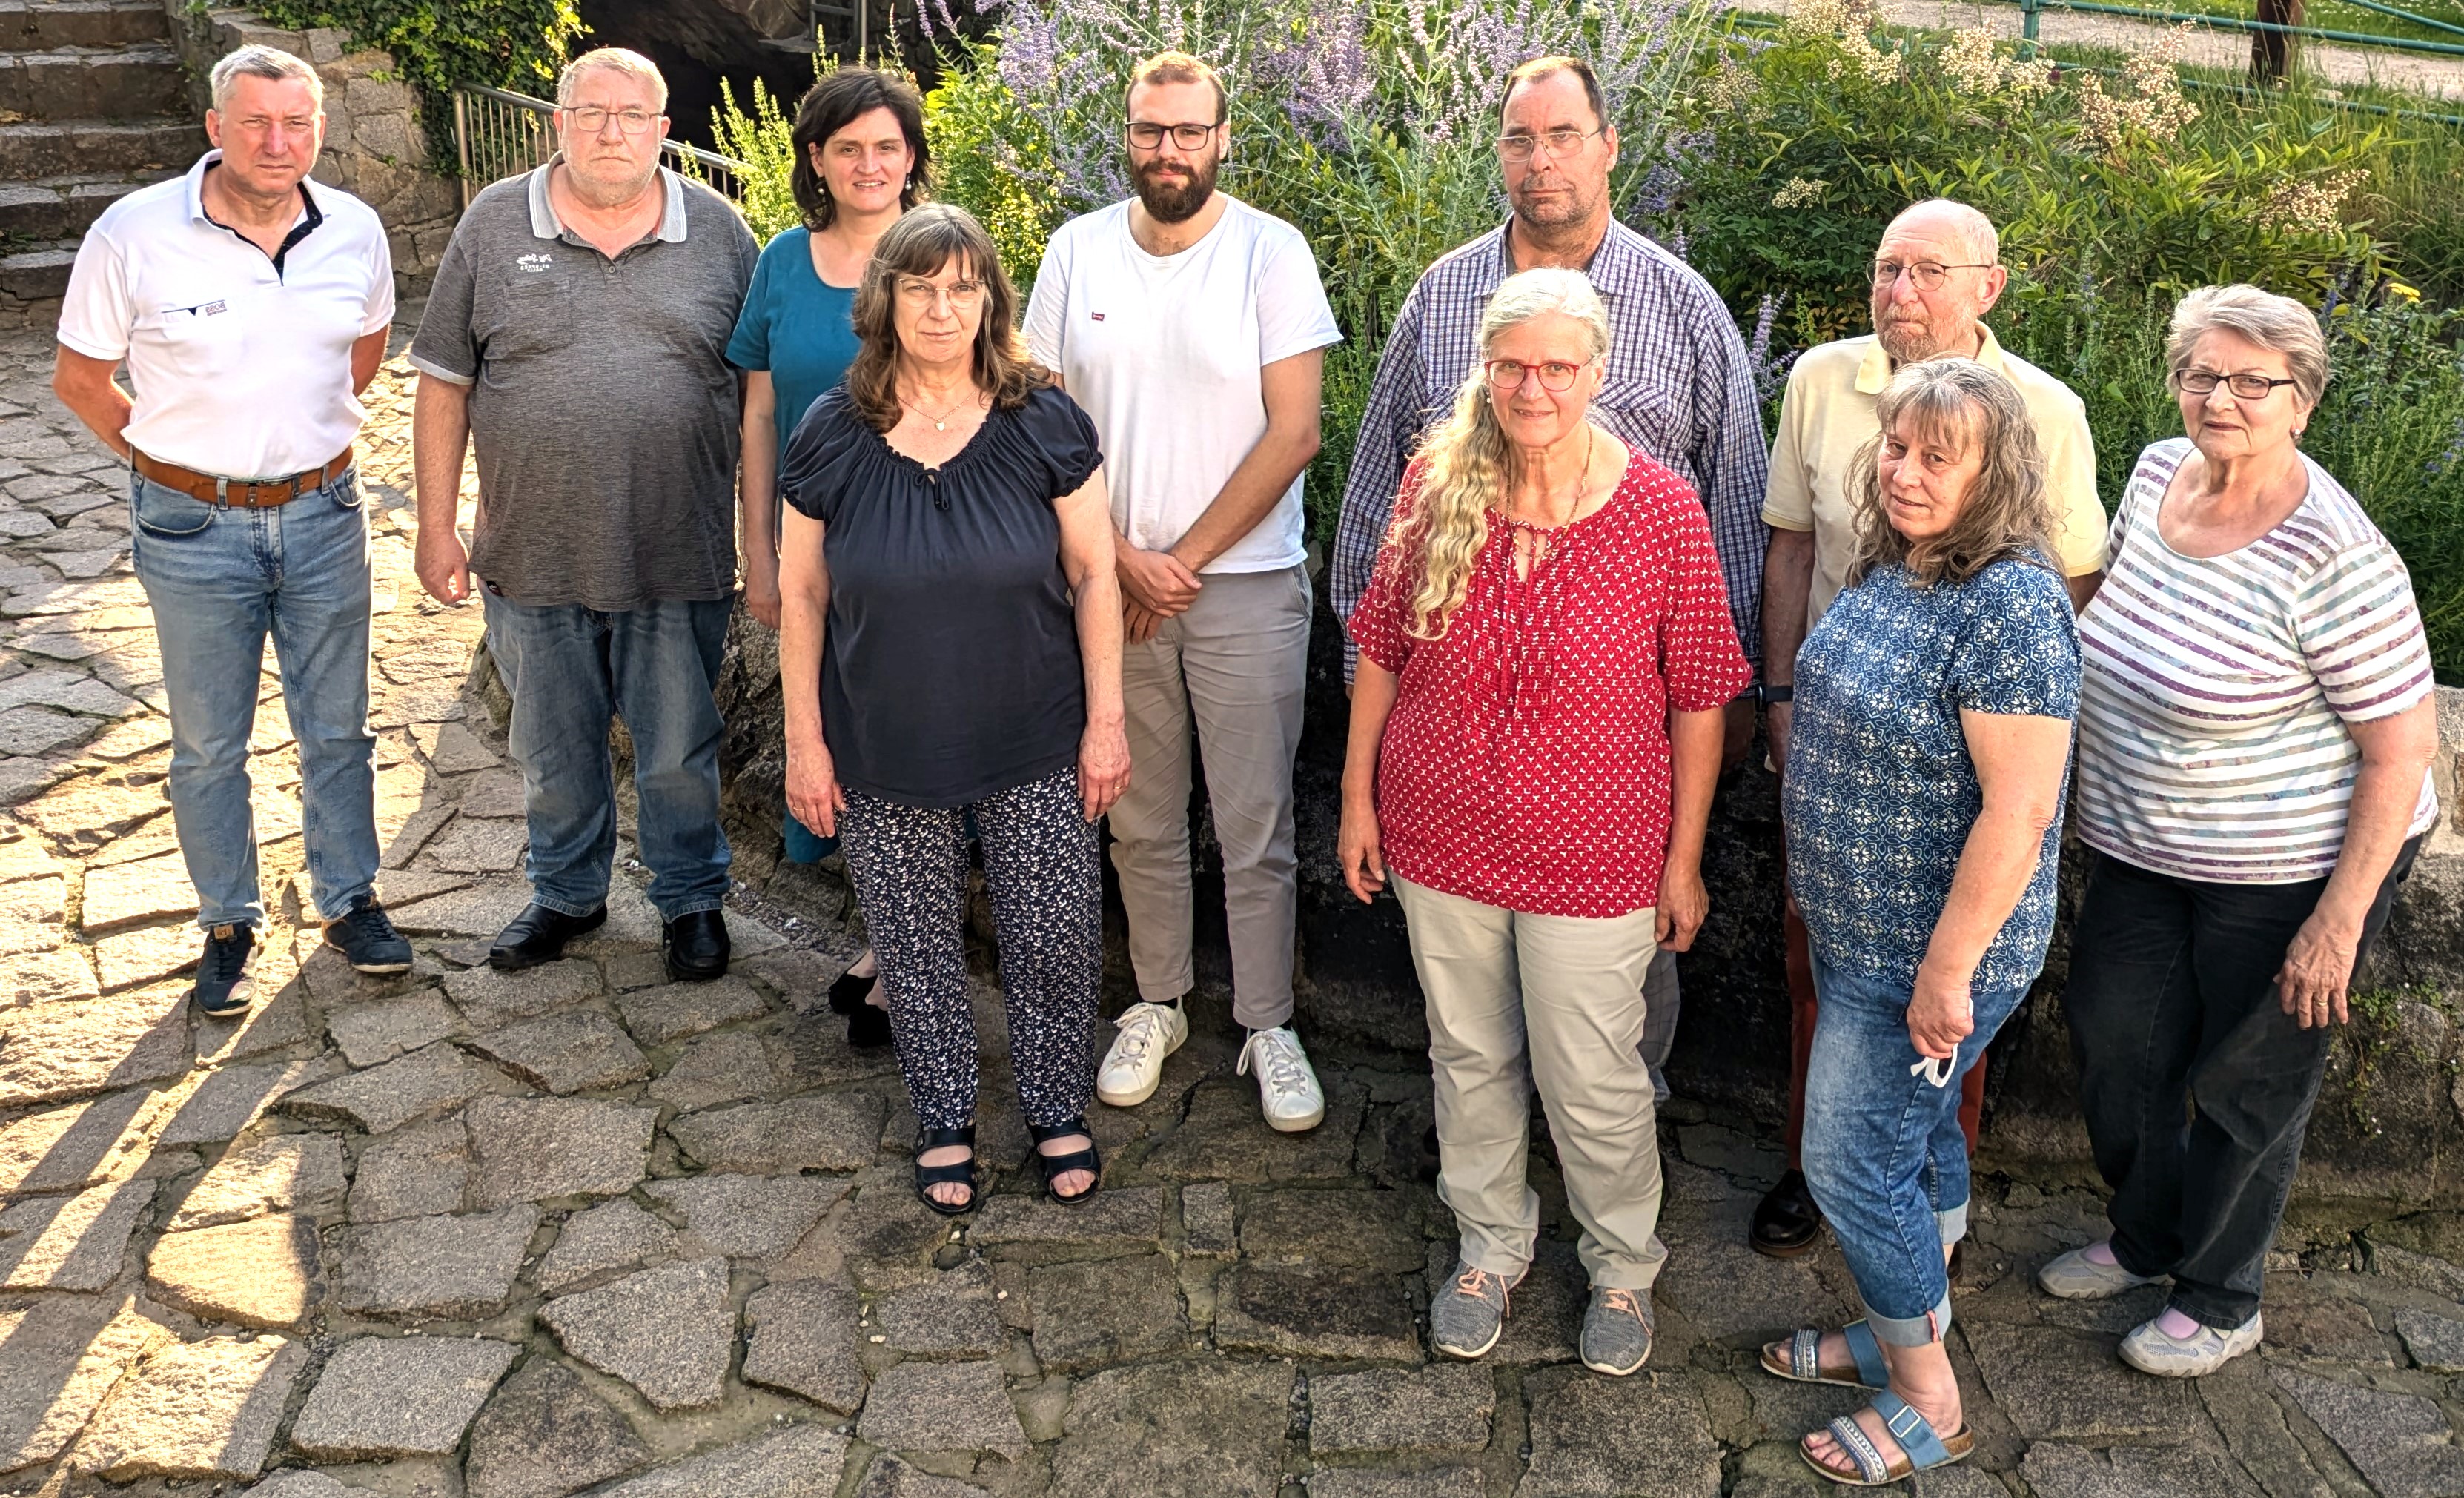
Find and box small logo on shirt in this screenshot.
[1090,311,1105,321]
[515,253,552,274]
[199,300,227,316]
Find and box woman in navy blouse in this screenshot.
[776,205,1129,1215]
[1760,358,2079,1486]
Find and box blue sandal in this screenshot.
[1761,1319,1890,1389]
[1801,1391,1975,1487]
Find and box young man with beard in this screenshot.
[1024,51,1342,1131]
[1331,54,1769,1108]
[1747,197,2107,1261]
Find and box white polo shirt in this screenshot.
[57,150,394,479]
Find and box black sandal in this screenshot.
[827,964,875,1015]
[914,1124,979,1216]
[1026,1117,1101,1206]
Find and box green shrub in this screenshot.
[707,78,808,244]
[250,0,584,176]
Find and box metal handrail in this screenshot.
[2007,0,2464,54]
[450,83,753,208]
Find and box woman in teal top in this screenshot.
[728,65,931,1041]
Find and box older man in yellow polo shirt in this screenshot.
[1749,196,2107,1260]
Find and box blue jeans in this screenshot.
[130,468,378,929]
[1801,949,2032,1346]
[482,594,731,921]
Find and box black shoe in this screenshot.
[190,924,255,1018]
[848,1003,892,1050]
[1027,1117,1102,1206]
[663,909,730,981]
[488,903,606,972]
[914,1124,979,1216]
[1752,1168,1824,1259]
[325,895,412,974]
[827,963,876,1015]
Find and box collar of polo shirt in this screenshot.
[1855,322,2011,394]
[529,152,690,246]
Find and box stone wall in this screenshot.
[714,585,2464,1219]
[156,4,463,297]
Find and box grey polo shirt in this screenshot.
[411,160,758,610]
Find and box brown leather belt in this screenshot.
[132,445,354,508]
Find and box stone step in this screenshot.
[0,116,196,178]
[0,235,76,302]
[0,169,173,238]
[0,1,168,50]
[0,46,182,122]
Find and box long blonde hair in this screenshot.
[1389,268,1609,640]
[1846,357,2055,588]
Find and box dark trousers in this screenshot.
[2065,838,2421,1330]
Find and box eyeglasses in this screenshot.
[2173,368,2298,400]
[1483,358,1592,392]
[896,276,988,311]
[1871,259,1995,291]
[1126,121,1219,150]
[564,106,661,136]
[1496,127,1605,162]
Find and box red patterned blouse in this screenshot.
[1347,448,1752,918]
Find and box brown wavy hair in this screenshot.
[845,203,1050,434]
[790,67,930,233]
[1846,356,2056,589]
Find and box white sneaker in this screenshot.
[2037,1242,2166,1300]
[2120,1311,2262,1377]
[1096,1000,1188,1107]
[1239,1025,1325,1133]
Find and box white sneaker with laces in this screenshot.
[1096,1000,1188,1107]
[1239,1025,1325,1133]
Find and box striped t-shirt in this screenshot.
[2075,437,2437,884]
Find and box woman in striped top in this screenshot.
[2040,285,2440,1379]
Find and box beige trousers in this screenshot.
[1107,564,1310,1029]
[1393,873,1669,1290]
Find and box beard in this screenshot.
[1876,312,1948,363]
[1133,153,1219,224]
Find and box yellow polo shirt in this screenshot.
[1763,329,2107,623]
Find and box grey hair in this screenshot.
[1481,266,1609,362]
[558,47,669,112]
[2166,284,2329,408]
[1888,198,1999,265]
[210,44,322,111]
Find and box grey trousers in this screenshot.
[1394,873,1670,1291]
[1108,563,1310,1030]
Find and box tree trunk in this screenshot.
[2253,0,2303,82]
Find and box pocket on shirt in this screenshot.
[129,476,215,538]
[486,275,574,360]
[1595,376,1684,466]
[139,300,249,385]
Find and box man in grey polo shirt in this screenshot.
[411,47,758,981]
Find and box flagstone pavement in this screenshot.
[3,322,2464,1497]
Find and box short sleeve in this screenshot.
[360,219,397,336]
[1948,563,2080,719]
[1256,224,1341,367]
[1759,358,1816,533]
[2296,536,2434,723]
[1652,471,1755,711]
[1022,225,1069,371]
[408,227,480,385]
[56,225,132,362]
[2041,396,2106,576]
[778,386,870,525]
[1018,385,1103,499]
[726,240,775,373]
[1345,460,1428,675]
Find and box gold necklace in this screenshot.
[907,385,982,433]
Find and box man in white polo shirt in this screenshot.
[53,44,408,1018]
[1024,50,1342,1133]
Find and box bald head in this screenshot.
[1871,198,2008,362]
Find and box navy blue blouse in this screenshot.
[781,382,1102,807]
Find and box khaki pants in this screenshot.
[1392,873,1669,1290]
[1108,565,1310,1030]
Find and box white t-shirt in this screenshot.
[1024,195,1339,574]
[57,150,394,479]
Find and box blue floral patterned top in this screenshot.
[1782,557,2080,992]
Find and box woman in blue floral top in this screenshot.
[1758,358,2080,1487]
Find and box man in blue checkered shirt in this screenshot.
[1328,53,1771,1101]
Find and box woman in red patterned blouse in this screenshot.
[1340,268,1751,1376]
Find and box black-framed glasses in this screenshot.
[1871,259,1995,291]
[564,106,661,136]
[1495,127,1605,162]
[1126,121,1219,150]
[2173,368,2298,400]
[1484,358,1592,392]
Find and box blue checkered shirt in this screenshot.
[1330,219,1770,680]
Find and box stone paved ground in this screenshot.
[4,321,2464,1498]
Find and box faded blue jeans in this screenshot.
[482,594,732,921]
[1801,948,2033,1346]
[130,468,380,930]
